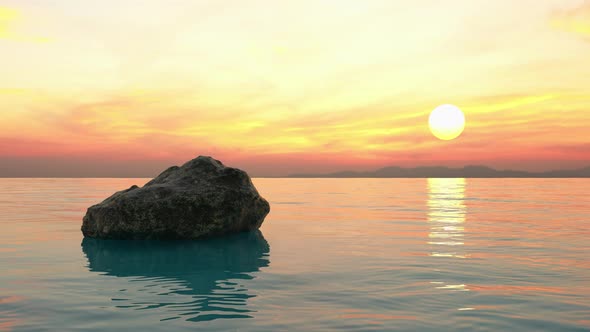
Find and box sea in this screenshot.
[0,178,588,331]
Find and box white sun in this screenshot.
[429,104,465,141]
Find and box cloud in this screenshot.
[4,92,261,166]
[551,1,590,38]
[545,143,590,156]
[0,88,27,95]
[462,94,556,114]
[0,6,18,32]
[0,6,50,43]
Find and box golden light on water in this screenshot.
[427,178,467,259]
[427,178,470,297]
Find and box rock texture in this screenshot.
[81,156,270,240]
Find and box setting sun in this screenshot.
[428,104,466,141]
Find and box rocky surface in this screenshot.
[81,156,270,240]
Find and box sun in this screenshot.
[428,104,465,141]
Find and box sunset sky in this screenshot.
[1,0,589,177]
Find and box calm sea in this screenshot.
[0,178,589,331]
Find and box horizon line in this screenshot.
[1,164,589,179]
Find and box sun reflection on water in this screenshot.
[427,178,471,298]
[427,178,467,259]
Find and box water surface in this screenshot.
[0,178,589,331]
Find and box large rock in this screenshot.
[81,156,270,240]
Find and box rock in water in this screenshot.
[81,156,270,240]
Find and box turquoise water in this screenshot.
[0,178,589,331]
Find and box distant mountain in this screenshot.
[288,165,590,178]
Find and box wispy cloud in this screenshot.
[0,6,50,43]
[0,88,27,95]
[551,1,590,38]
[0,1,589,175]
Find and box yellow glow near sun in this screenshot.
[428,104,465,141]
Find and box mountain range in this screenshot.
[288,165,590,178]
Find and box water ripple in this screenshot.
[0,178,589,331]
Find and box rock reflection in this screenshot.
[427,178,467,259]
[82,231,269,322]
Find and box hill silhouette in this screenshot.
[289,165,590,178]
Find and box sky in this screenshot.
[1,0,589,177]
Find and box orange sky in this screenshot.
[1,1,589,176]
